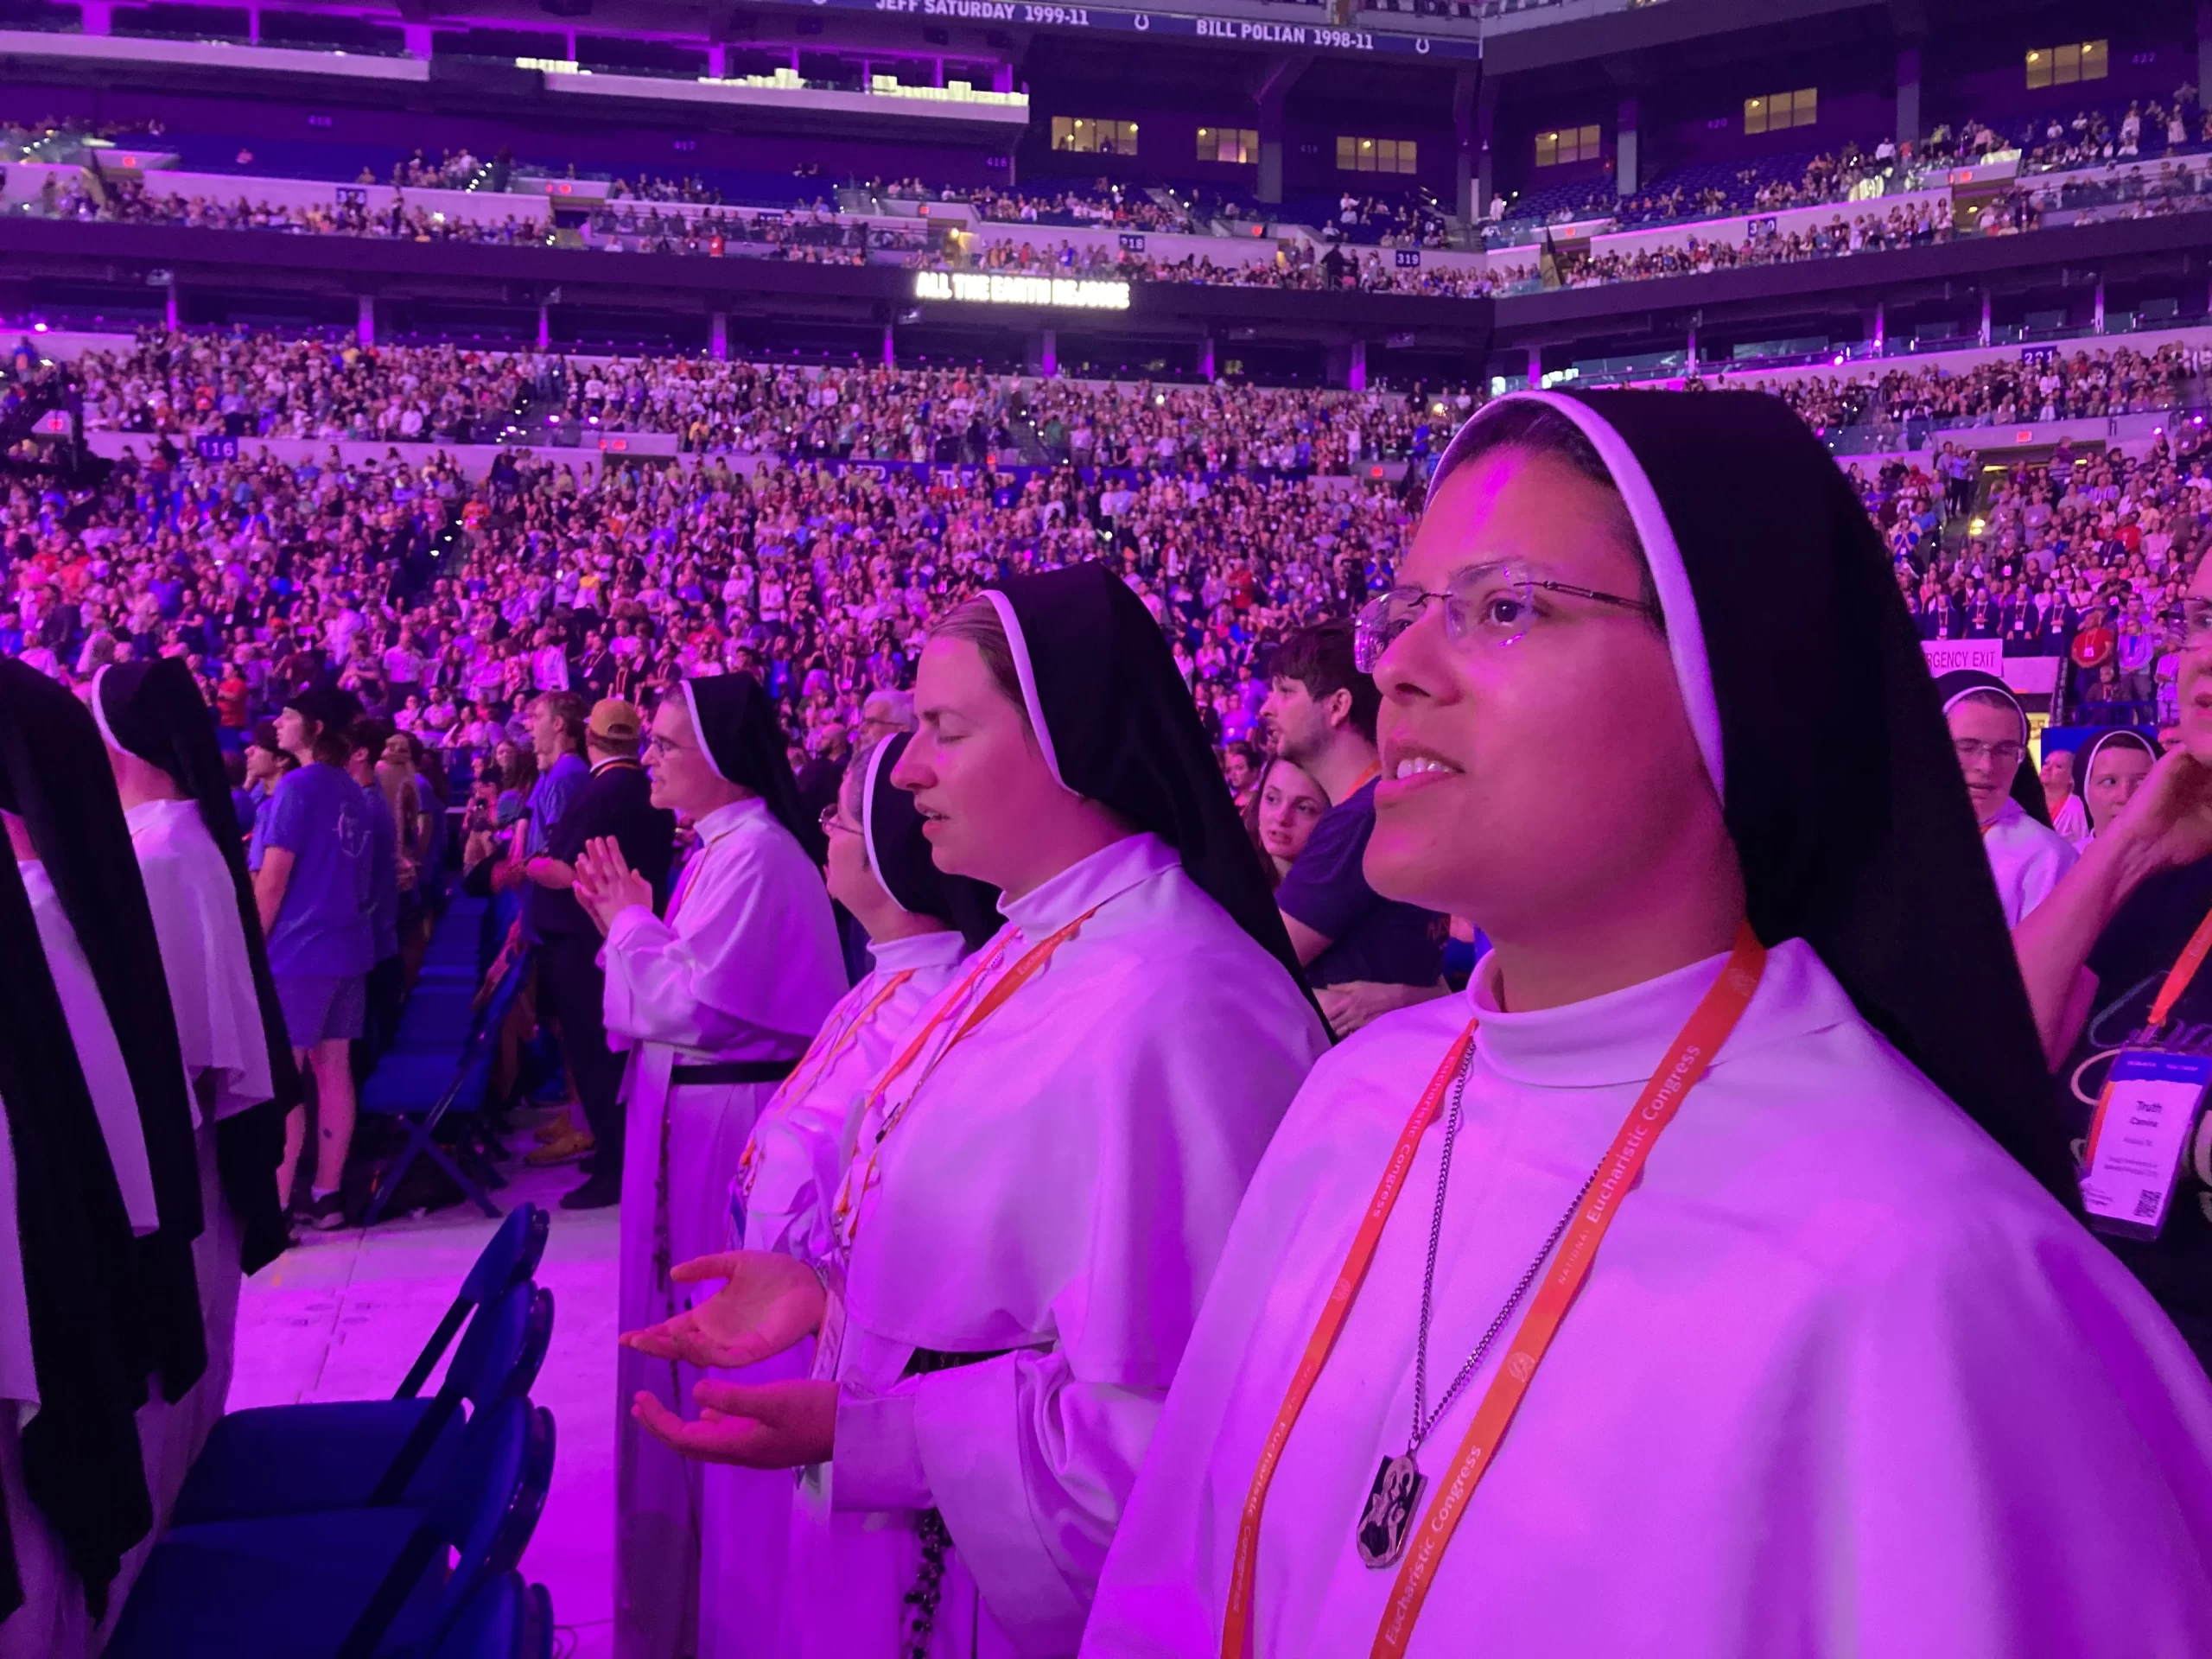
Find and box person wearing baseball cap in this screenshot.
[523,696,675,1209]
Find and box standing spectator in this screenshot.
[1221,740,1262,808]
[1262,619,1446,1028]
[256,685,372,1230]
[345,717,404,1071]
[791,721,849,830]
[1244,753,1328,887]
[523,698,675,1208]
[521,690,590,873]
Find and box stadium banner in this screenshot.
[1920,639,2003,677]
[849,0,1482,59]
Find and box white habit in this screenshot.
[1980,796,2076,925]
[1082,939,2212,1658]
[605,797,845,1659]
[787,832,1327,1659]
[105,798,278,1621]
[738,926,970,1265]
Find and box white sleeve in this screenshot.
[600,853,787,1052]
[2015,831,2080,923]
[833,1351,1161,1656]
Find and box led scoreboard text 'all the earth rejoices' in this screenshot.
[914,271,1134,308]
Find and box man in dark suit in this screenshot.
[522,697,675,1210]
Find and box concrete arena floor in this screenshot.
[230,1134,619,1659]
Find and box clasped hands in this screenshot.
[619,1250,837,1468]
[569,836,655,935]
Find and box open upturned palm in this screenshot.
[618,1250,826,1369]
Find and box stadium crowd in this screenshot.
[16,323,2208,772]
[1855,432,2200,726]
[1741,343,2210,433]
[0,427,1414,796]
[72,332,1452,466]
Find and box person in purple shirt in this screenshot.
[255,685,372,1230]
[344,715,404,1071]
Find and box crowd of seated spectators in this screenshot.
[11,315,2212,779]
[1732,344,2209,436]
[68,328,1459,471]
[1491,196,1955,291]
[0,407,1418,772]
[1323,192,1453,248]
[377,147,489,191]
[606,174,731,206]
[16,174,550,244]
[583,202,929,262]
[1858,433,2201,726]
[950,181,1195,232]
[2013,92,2212,172]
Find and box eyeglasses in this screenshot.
[643,734,691,760]
[1953,739,2025,768]
[1352,560,1657,673]
[819,804,861,836]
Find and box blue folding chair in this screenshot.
[362,954,530,1224]
[172,1281,552,1526]
[399,1203,550,1400]
[107,1397,556,1659]
[435,1572,554,1659]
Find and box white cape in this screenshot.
[1981,796,2076,926]
[740,927,970,1264]
[795,832,1329,1658]
[603,796,846,1659]
[124,798,274,1121]
[1083,938,2212,1658]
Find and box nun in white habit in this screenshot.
[647,731,1001,1659]
[735,729,1001,1268]
[90,660,297,1501]
[1940,668,2078,925]
[568,672,846,1659]
[621,564,1328,1659]
[1082,391,2212,1659]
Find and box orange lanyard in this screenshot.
[734,967,915,1203]
[1221,924,1766,1659]
[2148,906,2212,1031]
[665,824,738,925]
[830,905,1102,1254]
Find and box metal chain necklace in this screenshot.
[1356,1043,1598,1571]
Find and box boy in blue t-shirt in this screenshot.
[256,686,372,1230]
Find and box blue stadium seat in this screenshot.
[105,1398,556,1659]
[399,1202,551,1399]
[170,1281,552,1526]
[361,952,531,1224]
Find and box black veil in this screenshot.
[680,673,822,863]
[861,730,1001,954]
[1431,391,2076,1207]
[983,564,1313,1014]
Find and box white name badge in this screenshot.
[2080,1050,2212,1240]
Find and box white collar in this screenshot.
[694,796,768,842]
[1466,936,1845,1089]
[999,831,1177,937]
[866,929,967,974]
